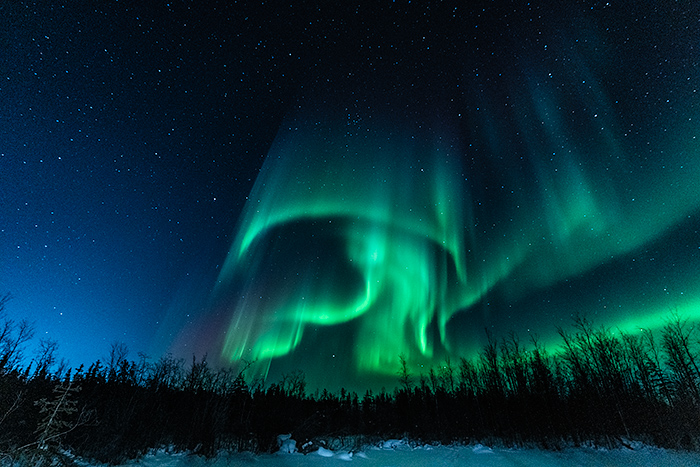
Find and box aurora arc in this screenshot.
[214,83,700,380]
[215,112,474,375]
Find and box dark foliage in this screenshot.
[1,293,700,464]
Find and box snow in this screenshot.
[277,434,298,454]
[379,439,407,450]
[88,439,700,467]
[316,447,334,457]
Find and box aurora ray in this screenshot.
[214,69,700,384]
[214,110,473,375]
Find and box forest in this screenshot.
[2,291,700,465]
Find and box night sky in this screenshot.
[2,1,700,392]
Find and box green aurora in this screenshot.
[213,43,700,389]
[215,111,472,376]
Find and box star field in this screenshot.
[1,1,699,390]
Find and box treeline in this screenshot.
[2,291,700,464]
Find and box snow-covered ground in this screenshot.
[98,439,700,467]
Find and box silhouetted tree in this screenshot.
[662,314,700,403]
[32,338,59,381]
[397,353,413,392]
[0,293,34,375]
[106,342,129,383]
[280,370,306,398]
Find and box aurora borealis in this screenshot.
[215,104,471,376]
[214,70,700,387]
[2,1,700,391]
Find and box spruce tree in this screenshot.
[26,381,81,466]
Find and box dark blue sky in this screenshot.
[2,1,700,390]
